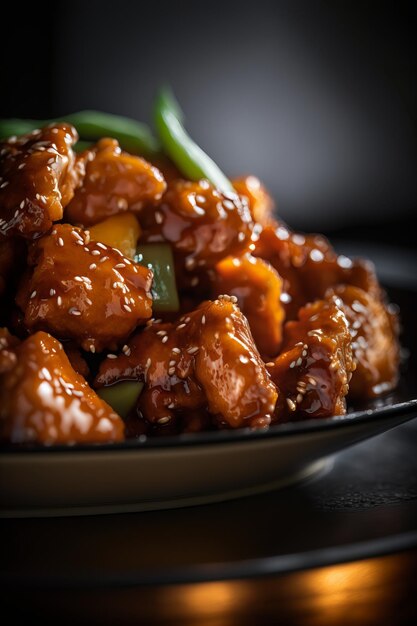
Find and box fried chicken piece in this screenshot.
[254,224,380,319]
[139,179,254,287]
[0,331,124,444]
[327,285,400,399]
[96,297,278,431]
[232,175,275,226]
[0,124,83,239]
[16,224,153,352]
[268,297,354,421]
[213,254,285,357]
[65,138,166,226]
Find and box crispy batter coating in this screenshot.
[16,224,153,352]
[0,124,82,239]
[254,224,380,318]
[328,285,400,399]
[65,138,166,226]
[213,254,285,357]
[268,297,354,421]
[233,175,275,226]
[96,297,278,430]
[139,179,254,278]
[0,331,124,444]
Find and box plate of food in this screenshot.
[0,90,416,517]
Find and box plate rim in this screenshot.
[2,398,416,455]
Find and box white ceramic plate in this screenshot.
[1,399,416,518]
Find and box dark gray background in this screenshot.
[1,1,415,242]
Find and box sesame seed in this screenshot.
[168,367,175,375]
[296,357,302,367]
[302,350,308,357]
[0,182,9,188]
[156,330,167,337]
[201,315,206,325]
[240,355,249,364]
[185,258,196,270]
[296,393,303,404]
[19,200,25,209]
[89,263,97,270]
[162,336,168,343]
[238,232,245,242]
[187,346,199,355]
[122,345,131,356]
[91,250,100,256]
[107,354,117,359]
[57,296,62,306]
[68,308,81,316]
[117,198,128,210]
[157,416,170,425]
[289,361,296,369]
[155,211,163,224]
[58,237,64,247]
[308,376,317,386]
[172,347,181,354]
[123,304,132,313]
[115,263,125,269]
[286,398,297,411]
[49,288,56,296]
[145,357,151,369]
[96,242,107,250]
[265,362,275,367]
[30,290,37,299]
[167,403,175,409]
[177,323,186,330]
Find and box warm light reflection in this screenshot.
[140,553,413,624]
[163,580,244,618]
[300,559,388,622]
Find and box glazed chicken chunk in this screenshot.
[0,124,82,239]
[254,224,380,319]
[268,296,355,421]
[232,175,276,227]
[327,285,400,399]
[96,297,278,431]
[139,179,254,280]
[16,224,153,352]
[65,138,166,226]
[213,254,285,358]
[0,331,124,444]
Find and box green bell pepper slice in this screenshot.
[135,243,180,313]
[97,380,144,418]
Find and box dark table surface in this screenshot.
[2,417,417,624]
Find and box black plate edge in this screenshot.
[1,398,416,454]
